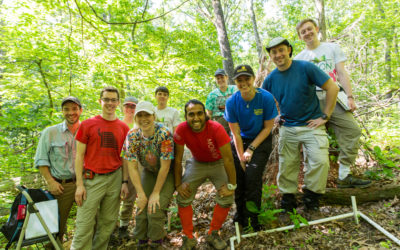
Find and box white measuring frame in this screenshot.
[229,196,400,249]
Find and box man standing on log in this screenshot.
[262,37,339,218]
[35,96,82,243]
[295,19,371,188]
[174,99,236,250]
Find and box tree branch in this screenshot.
[83,0,190,25]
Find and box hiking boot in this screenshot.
[302,189,321,211]
[337,175,372,188]
[280,193,297,213]
[206,231,227,250]
[180,236,197,250]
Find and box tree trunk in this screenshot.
[36,59,54,118]
[374,0,392,83]
[211,0,235,85]
[249,0,262,60]
[314,0,327,41]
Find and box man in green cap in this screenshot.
[262,37,339,219]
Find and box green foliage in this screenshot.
[364,144,400,180]
[245,184,282,229]
[288,209,308,229]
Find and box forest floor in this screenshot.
[1,171,399,249]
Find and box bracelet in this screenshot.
[122,180,128,184]
[248,145,256,151]
[347,95,354,99]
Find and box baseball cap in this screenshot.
[134,101,155,117]
[61,96,81,108]
[232,65,255,80]
[214,69,227,76]
[123,96,138,105]
[265,37,293,57]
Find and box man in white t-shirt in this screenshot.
[154,86,180,133]
[295,18,371,188]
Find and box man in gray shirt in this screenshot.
[34,96,82,242]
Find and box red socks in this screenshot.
[178,205,194,238]
[208,204,230,234]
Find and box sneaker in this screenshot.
[337,175,372,188]
[205,231,227,250]
[180,236,197,250]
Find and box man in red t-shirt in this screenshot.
[174,99,236,250]
[71,86,130,250]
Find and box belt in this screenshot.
[54,177,75,184]
[94,167,121,176]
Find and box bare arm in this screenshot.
[219,143,236,185]
[321,78,339,117]
[229,122,247,171]
[243,119,274,163]
[148,159,171,214]
[127,160,147,214]
[120,159,129,199]
[75,141,87,206]
[336,62,357,111]
[307,78,339,128]
[38,166,64,195]
[174,143,191,198]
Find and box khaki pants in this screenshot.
[176,159,234,207]
[278,126,329,194]
[54,181,76,241]
[133,169,174,241]
[71,169,122,250]
[317,91,362,179]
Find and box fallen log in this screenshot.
[321,181,400,205]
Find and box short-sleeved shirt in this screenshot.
[121,123,174,173]
[155,107,180,132]
[295,42,346,86]
[205,85,238,117]
[174,120,230,162]
[224,88,278,139]
[75,115,129,174]
[262,60,330,127]
[34,121,76,179]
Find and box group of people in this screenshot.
[34,19,371,250]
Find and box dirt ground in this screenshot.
[105,181,400,250]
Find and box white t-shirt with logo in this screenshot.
[295,42,346,89]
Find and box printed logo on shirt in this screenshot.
[98,129,118,150]
[311,56,336,81]
[254,109,263,116]
[207,138,219,159]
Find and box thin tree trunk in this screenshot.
[314,0,327,41]
[250,0,262,60]
[211,0,235,85]
[36,59,54,118]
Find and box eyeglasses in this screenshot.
[101,98,119,103]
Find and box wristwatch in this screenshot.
[122,180,129,184]
[227,183,237,191]
[321,113,329,120]
[248,145,256,151]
